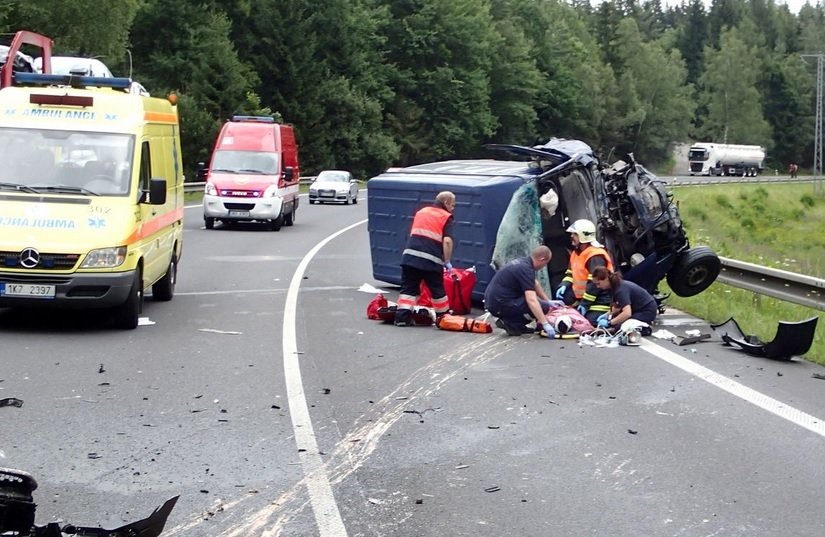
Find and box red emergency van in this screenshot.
[202,116,300,231]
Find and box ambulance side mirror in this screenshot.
[196,161,207,181]
[283,166,294,181]
[145,178,167,205]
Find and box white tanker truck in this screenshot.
[687,143,766,177]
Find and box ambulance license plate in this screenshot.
[0,283,56,298]
[228,210,250,217]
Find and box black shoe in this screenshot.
[495,318,524,337]
[640,325,652,336]
[394,310,414,327]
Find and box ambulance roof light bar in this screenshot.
[231,115,275,123]
[12,72,133,91]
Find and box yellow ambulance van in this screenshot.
[0,72,184,329]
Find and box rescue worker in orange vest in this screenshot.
[395,191,456,326]
[554,219,614,326]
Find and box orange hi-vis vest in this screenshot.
[402,206,452,267]
[570,244,614,298]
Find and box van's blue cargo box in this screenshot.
[367,160,537,304]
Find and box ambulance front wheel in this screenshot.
[204,217,215,229]
[270,214,283,231]
[114,269,142,330]
[152,253,177,301]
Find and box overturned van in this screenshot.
[367,139,720,304]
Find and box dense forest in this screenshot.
[2,0,824,179]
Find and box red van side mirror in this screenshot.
[283,167,294,181]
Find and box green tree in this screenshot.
[707,0,747,47]
[231,0,397,177]
[484,16,541,145]
[697,28,772,146]
[674,0,709,84]
[177,93,221,175]
[762,55,813,167]
[798,3,825,53]
[502,0,613,147]
[609,18,695,162]
[540,2,614,145]
[382,0,497,164]
[130,0,256,179]
[6,0,140,63]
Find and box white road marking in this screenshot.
[280,219,367,537]
[641,339,825,437]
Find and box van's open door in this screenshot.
[1,30,53,88]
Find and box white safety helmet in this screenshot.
[554,314,572,335]
[566,219,598,243]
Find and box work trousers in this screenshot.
[396,265,449,324]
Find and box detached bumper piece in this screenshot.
[710,316,819,361]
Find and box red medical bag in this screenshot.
[419,267,476,315]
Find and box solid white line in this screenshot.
[641,340,825,438]
[282,219,366,537]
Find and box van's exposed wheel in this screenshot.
[353,193,358,204]
[205,217,214,229]
[114,269,143,329]
[270,214,283,231]
[666,246,721,297]
[152,254,177,301]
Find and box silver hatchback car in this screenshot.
[309,170,359,204]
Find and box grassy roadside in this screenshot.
[664,182,825,365]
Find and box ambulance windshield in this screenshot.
[211,150,279,175]
[0,128,134,196]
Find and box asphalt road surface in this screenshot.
[2,194,825,537]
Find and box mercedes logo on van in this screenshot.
[19,248,40,269]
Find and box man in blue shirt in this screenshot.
[484,245,561,337]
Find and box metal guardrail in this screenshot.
[670,176,822,187]
[718,257,825,311]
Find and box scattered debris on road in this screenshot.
[0,397,23,408]
[198,328,243,335]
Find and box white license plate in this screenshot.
[320,192,335,198]
[0,283,56,298]
[228,210,250,217]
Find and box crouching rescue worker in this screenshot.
[484,245,562,338]
[591,267,657,334]
[555,219,614,325]
[395,191,456,326]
